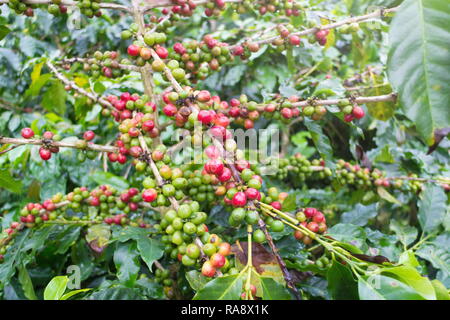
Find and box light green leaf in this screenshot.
[259,276,292,300]
[114,242,140,287]
[193,274,244,300]
[380,266,436,300]
[431,279,450,300]
[44,276,68,300]
[327,260,358,300]
[417,184,447,232]
[0,169,22,193]
[136,236,164,271]
[359,275,426,300]
[18,265,37,300]
[387,0,450,142]
[42,80,67,115]
[60,288,92,300]
[377,186,401,205]
[186,270,210,292]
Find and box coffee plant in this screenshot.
[0,0,448,301]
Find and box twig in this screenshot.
[0,137,118,153]
[46,61,114,110]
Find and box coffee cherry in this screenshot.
[39,147,52,161]
[127,44,141,56]
[352,106,365,119]
[142,189,157,202]
[186,243,201,259]
[83,130,95,141]
[231,192,247,207]
[201,261,216,277]
[253,229,266,243]
[21,128,34,139]
[210,253,225,268]
[289,35,301,46]
[217,242,231,256]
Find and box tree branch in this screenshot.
[0,137,118,153]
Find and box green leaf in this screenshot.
[387,0,450,142]
[358,275,426,300]
[90,171,129,192]
[60,288,91,300]
[417,184,447,232]
[431,279,450,300]
[281,193,296,212]
[327,223,367,251]
[390,220,418,247]
[259,276,292,300]
[341,203,377,227]
[416,234,450,285]
[42,80,67,115]
[26,73,52,97]
[377,187,401,205]
[0,25,11,41]
[380,266,436,300]
[18,265,37,300]
[88,287,144,300]
[114,242,140,287]
[193,274,244,300]
[327,260,358,300]
[0,229,31,285]
[136,236,164,272]
[0,169,22,193]
[44,276,68,300]
[304,119,334,168]
[186,270,210,292]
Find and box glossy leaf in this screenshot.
[387,0,450,142]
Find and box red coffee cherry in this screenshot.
[39,147,52,161]
[201,261,216,277]
[83,130,95,141]
[21,128,34,139]
[142,189,157,202]
[352,106,365,119]
[210,253,226,268]
[127,44,141,56]
[232,191,247,207]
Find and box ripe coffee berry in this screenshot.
[210,253,226,268]
[201,261,216,277]
[83,130,95,141]
[39,148,52,161]
[231,192,247,207]
[142,189,157,202]
[21,128,34,139]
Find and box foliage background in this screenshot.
[0,0,448,300]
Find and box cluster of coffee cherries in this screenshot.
[76,0,102,18]
[314,29,330,46]
[0,185,154,262]
[220,94,302,127]
[204,0,227,16]
[339,23,361,34]
[167,0,198,17]
[200,234,232,277]
[165,36,234,82]
[123,26,169,64]
[21,128,62,161]
[81,51,131,79]
[276,154,332,181]
[5,0,35,16]
[243,0,303,16]
[293,207,328,245]
[336,99,365,122]
[154,268,172,288]
[155,201,231,277]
